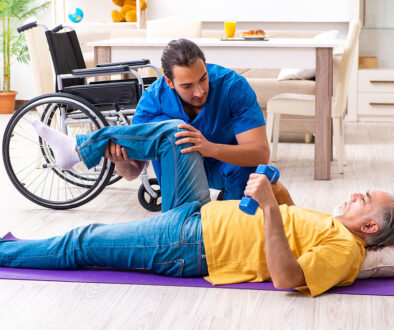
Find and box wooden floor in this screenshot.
[0,113,393,329]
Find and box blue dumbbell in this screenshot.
[239,165,280,215]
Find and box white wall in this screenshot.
[51,0,357,24]
[55,0,117,24]
[147,0,353,22]
[7,0,357,101]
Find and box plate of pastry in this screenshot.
[243,35,269,40]
[242,29,268,40]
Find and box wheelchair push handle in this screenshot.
[239,165,280,215]
[17,21,38,33]
[51,24,64,33]
[96,59,151,68]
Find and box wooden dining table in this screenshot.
[89,37,338,180]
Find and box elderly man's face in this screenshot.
[165,58,209,109]
[335,191,391,220]
[334,190,392,237]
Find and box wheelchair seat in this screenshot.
[63,79,140,111]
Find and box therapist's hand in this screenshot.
[174,124,217,157]
[104,141,145,181]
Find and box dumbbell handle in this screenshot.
[239,165,280,215]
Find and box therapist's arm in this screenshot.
[175,125,270,167]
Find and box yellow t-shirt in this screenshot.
[201,201,366,297]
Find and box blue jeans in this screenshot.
[203,158,256,200]
[77,119,211,212]
[0,120,210,277]
[153,158,256,200]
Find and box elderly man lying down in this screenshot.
[1,119,393,297]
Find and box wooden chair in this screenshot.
[266,20,361,173]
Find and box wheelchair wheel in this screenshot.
[40,102,122,187]
[138,178,162,212]
[2,93,114,209]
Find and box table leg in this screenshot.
[314,48,333,180]
[94,46,111,82]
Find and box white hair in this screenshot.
[364,194,394,247]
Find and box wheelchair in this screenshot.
[2,22,162,211]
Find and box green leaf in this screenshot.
[16,47,30,64]
[20,1,51,20]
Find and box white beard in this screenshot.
[332,200,351,217]
[332,205,345,217]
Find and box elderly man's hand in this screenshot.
[174,124,216,157]
[243,173,277,208]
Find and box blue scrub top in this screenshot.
[132,63,265,145]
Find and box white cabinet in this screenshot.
[357,69,394,121]
[353,0,394,121]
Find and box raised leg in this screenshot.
[76,120,211,212]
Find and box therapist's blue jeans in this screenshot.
[0,120,210,277]
[153,158,256,201]
[203,159,256,200]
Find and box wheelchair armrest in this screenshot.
[71,65,130,76]
[96,59,150,68]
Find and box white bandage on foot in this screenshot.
[30,118,81,170]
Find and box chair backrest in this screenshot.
[24,24,55,96]
[146,16,202,39]
[332,20,361,117]
[45,30,86,90]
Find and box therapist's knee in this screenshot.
[223,165,256,181]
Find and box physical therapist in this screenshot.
[104,38,270,206]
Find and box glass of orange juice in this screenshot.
[224,20,237,39]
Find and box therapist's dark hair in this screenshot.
[161,39,206,81]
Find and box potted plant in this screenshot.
[0,0,50,114]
